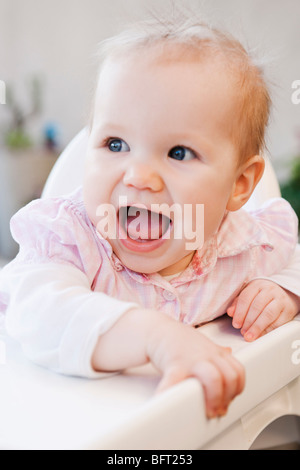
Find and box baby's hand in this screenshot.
[227,279,300,342]
[147,320,245,418]
[92,307,245,419]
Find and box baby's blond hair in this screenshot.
[94,11,271,163]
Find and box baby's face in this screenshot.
[84,51,241,275]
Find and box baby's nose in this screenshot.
[123,163,164,192]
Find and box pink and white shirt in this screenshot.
[0,187,298,377]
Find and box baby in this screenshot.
[0,15,299,419]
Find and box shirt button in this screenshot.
[163,290,176,302]
[262,244,273,252]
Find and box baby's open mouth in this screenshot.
[118,205,172,242]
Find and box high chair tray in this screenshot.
[1,315,300,450]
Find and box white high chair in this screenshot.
[0,128,300,450]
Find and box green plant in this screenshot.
[280,157,300,228]
[4,76,42,150]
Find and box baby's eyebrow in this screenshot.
[93,122,127,135]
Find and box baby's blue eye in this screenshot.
[108,139,130,152]
[168,146,196,161]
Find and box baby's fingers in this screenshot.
[194,356,245,418]
[156,361,226,418]
[242,299,283,341]
[192,361,228,418]
[214,354,245,403]
[227,289,258,330]
[227,296,238,318]
[165,354,245,419]
[230,284,273,331]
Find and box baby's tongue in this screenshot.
[126,207,165,240]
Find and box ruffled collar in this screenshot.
[189,206,274,278]
[93,203,274,284]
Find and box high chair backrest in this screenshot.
[42,128,281,208]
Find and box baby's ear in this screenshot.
[226,155,265,212]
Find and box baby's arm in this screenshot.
[227,245,300,341]
[92,307,245,418]
[3,259,245,418]
[3,261,139,377]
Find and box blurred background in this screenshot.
[0,0,299,261]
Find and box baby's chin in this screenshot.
[110,240,195,276]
